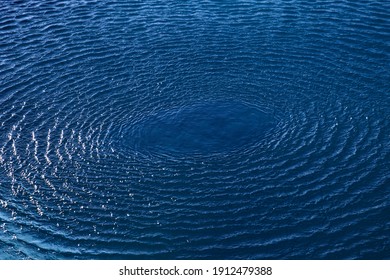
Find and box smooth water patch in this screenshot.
[123,102,275,154]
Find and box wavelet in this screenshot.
[0,0,388,260]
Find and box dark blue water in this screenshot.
[0,0,389,260]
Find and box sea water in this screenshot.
[0,0,389,259]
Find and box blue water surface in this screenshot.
[0,0,389,259]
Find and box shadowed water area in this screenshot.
[123,101,276,154]
[0,0,389,259]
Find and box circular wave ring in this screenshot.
[0,0,389,260]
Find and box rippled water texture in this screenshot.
[0,0,389,259]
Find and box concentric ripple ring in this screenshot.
[0,0,389,259]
